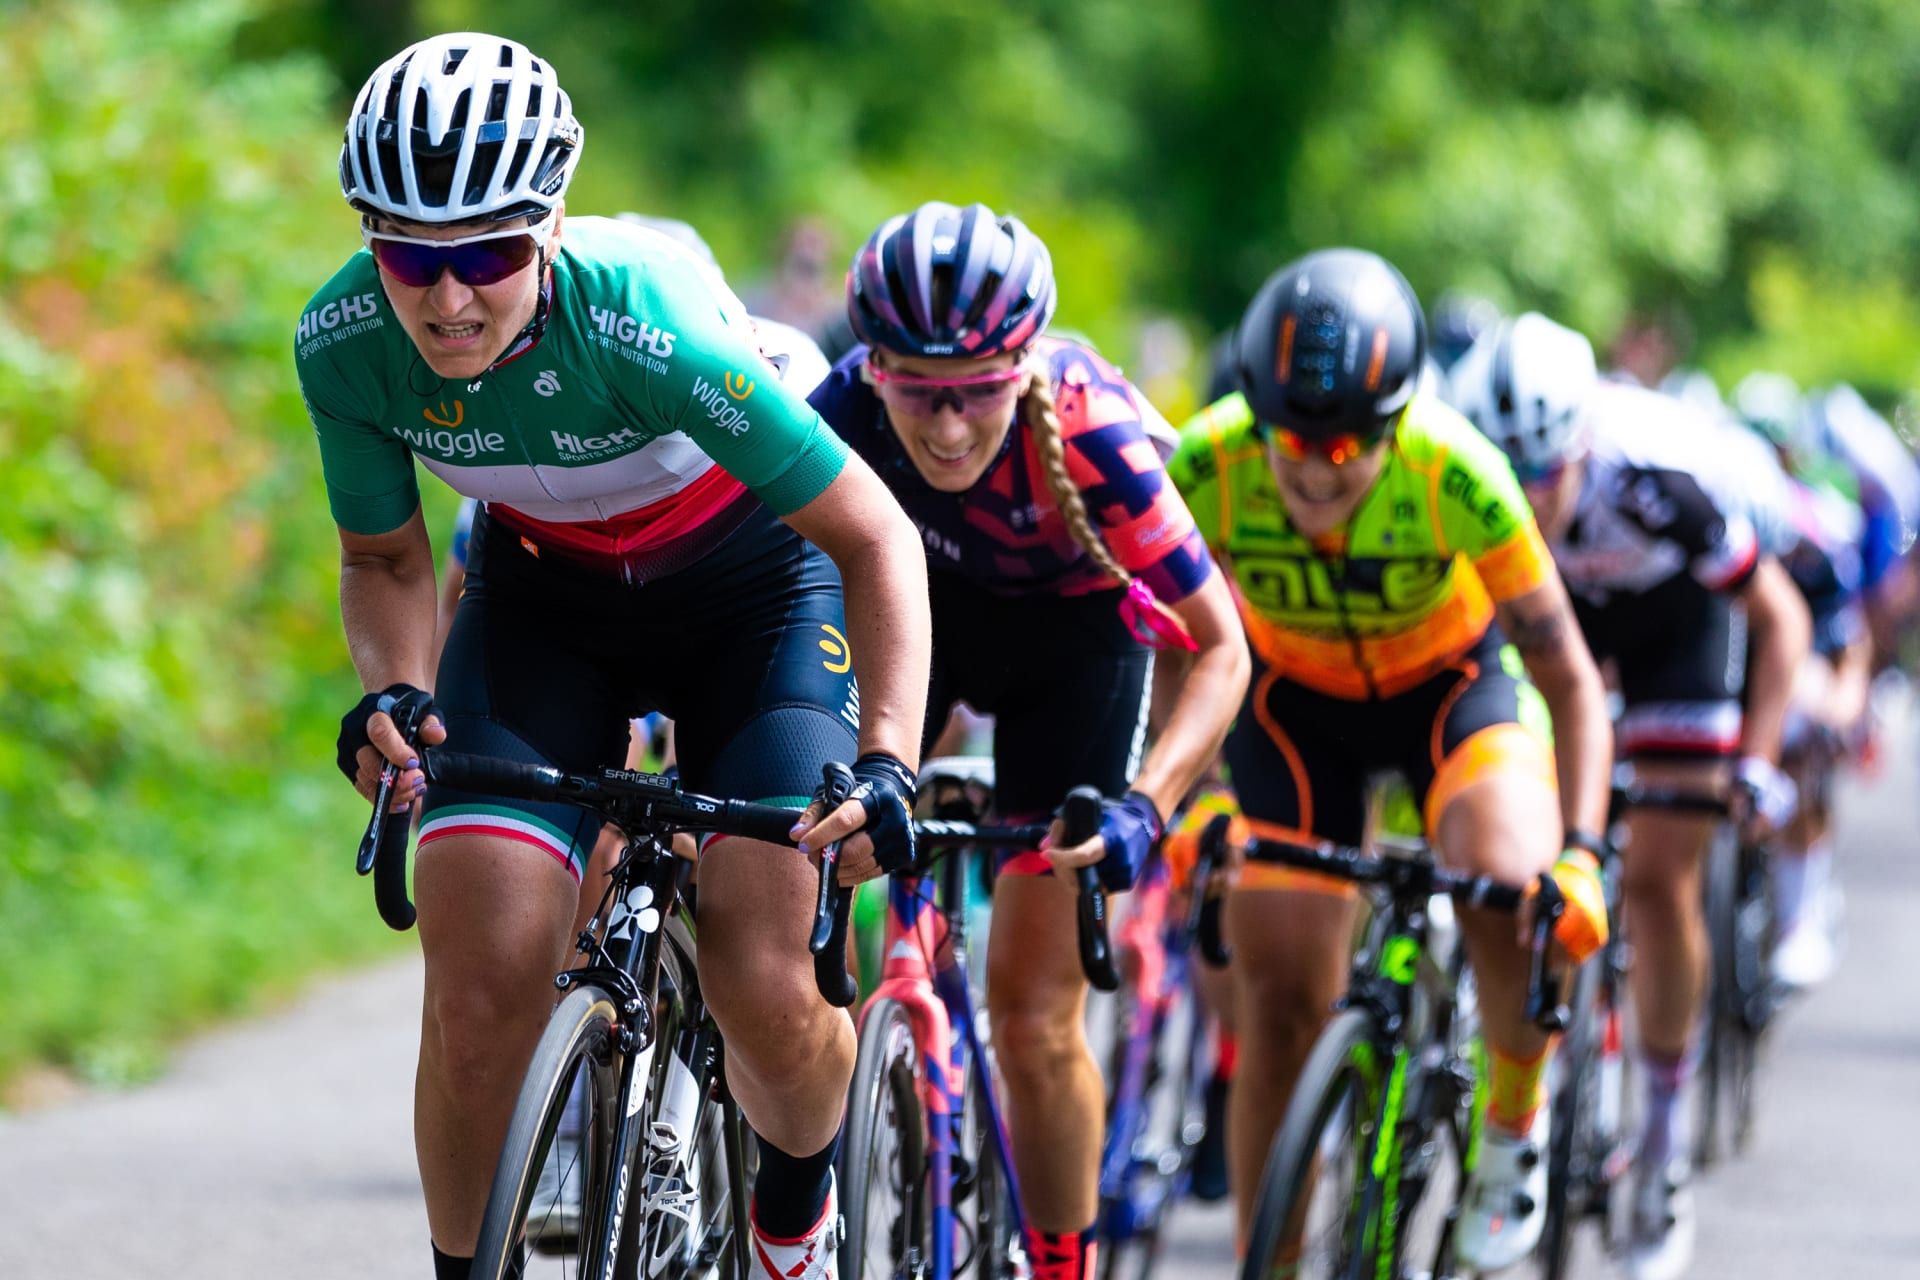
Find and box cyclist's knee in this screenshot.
[1236,966,1337,1062]
[990,998,1089,1091]
[421,974,550,1096]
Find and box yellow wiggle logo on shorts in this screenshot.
[819,623,852,673]
[724,371,755,401]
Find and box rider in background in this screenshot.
[808,200,1250,1280]
[1170,250,1614,1271]
[304,34,931,1280]
[1733,372,1873,990]
[1454,313,1812,1280]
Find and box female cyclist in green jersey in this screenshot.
[305,34,930,1280]
[1167,249,1614,1272]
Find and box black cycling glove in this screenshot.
[336,684,439,784]
[848,752,918,875]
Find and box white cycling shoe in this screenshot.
[750,1173,841,1280]
[1623,1158,1695,1280]
[1773,882,1844,991]
[1456,1106,1548,1273]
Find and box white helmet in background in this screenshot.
[1733,371,1803,449]
[341,32,582,225]
[1451,311,1598,479]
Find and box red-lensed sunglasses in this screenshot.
[1266,422,1393,466]
[362,214,554,288]
[866,360,1026,414]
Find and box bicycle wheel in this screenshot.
[474,984,630,1280]
[1695,824,1738,1170]
[621,919,752,1280]
[960,1044,1019,1280]
[1541,956,1603,1280]
[1241,1009,1382,1280]
[1099,974,1205,1280]
[1728,839,1776,1155]
[839,997,931,1280]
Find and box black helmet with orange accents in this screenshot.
[1230,248,1427,440]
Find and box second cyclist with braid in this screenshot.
[808,201,1250,1280]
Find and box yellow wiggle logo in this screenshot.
[818,624,852,673]
[724,371,755,401]
[423,400,464,428]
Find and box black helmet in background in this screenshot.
[1231,248,1427,440]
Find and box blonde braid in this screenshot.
[1023,356,1133,586]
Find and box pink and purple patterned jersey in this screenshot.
[810,336,1214,602]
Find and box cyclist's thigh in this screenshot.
[1395,629,1558,881]
[634,508,860,995]
[1221,656,1368,896]
[941,581,1153,820]
[425,507,638,884]
[1609,580,1738,866]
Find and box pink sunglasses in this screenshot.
[866,360,1026,414]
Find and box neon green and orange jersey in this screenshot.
[1167,391,1554,699]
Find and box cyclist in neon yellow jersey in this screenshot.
[303,33,930,1280]
[1166,249,1614,1271]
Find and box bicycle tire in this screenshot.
[1729,839,1776,1156]
[1098,974,1206,1280]
[839,997,930,1280]
[620,920,751,1280]
[1241,1008,1382,1280]
[1695,824,1738,1170]
[960,1045,1018,1280]
[473,983,630,1280]
[1541,955,1604,1280]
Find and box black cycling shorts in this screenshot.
[1224,627,1555,883]
[1573,572,1743,760]
[921,573,1151,853]
[421,502,859,879]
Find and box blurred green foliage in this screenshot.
[6,0,1920,1086]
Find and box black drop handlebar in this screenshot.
[1196,821,1570,1033]
[356,746,1119,1002]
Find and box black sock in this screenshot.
[752,1130,842,1239]
[431,1243,471,1280]
[432,1242,524,1280]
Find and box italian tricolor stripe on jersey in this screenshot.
[420,804,581,880]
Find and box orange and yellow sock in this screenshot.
[1486,1040,1555,1135]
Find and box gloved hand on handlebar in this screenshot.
[337,684,445,810]
[1735,754,1798,832]
[792,751,918,884]
[1044,790,1164,892]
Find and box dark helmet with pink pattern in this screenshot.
[847,201,1057,359]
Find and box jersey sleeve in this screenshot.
[1432,418,1555,603]
[1616,465,1759,592]
[1052,346,1214,603]
[296,328,420,537]
[608,256,848,517]
[1166,396,1244,555]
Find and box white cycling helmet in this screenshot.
[341,32,582,225]
[1451,311,1598,478]
[1733,371,1802,448]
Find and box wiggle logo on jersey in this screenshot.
[396,420,508,460]
[296,290,384,356]
[692,377,752,437]
[724,371,755,401]
[423,400,463,428]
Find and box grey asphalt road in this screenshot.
[5,734,1918,1280]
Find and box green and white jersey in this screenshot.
[295,216,848,564]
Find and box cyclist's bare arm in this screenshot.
[1495,574,1612,835]
[339,507,447,800]
[771,456,931,872]
[1738,556,1814,763]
